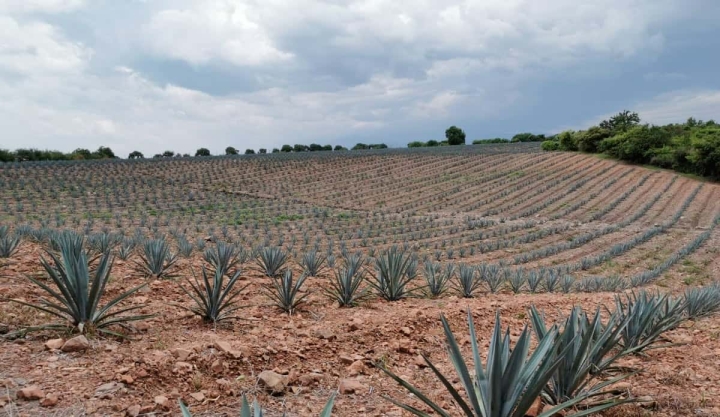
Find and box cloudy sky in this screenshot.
[1,0,719,157]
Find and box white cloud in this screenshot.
[144,1,293,67]
[636,90,720,124]
[0,16,91,75]
[0,0,85,14]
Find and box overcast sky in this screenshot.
[1,0,719,157]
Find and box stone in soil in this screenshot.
[61,335,90,352]
[258,370,287,394]
[17,385,45,401]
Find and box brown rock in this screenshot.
[258,370,287,394]
[190,392,205,402]
[400,327,412,336]
[347,360,365,376]
[315,328,336,340]
[17,385,45,401]
[61,335,89,352]
[118,375,134,384]
[126,404,141,417]
[339,355,354,365]
[298,373,323,386]
[213,340,232,353]
[414,355,427,368]
[95,382,123,399]
[40,393,59,407]
[339,379,365,395]
[154,395,169,409]
[525,397,543,417]
[210,359,223,374]
[44,339,64,350]
[172,348,192,361]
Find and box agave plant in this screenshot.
[0,227,21,258]
[10,242,151,337]
[116,238,136,261]
[367,245,418,301]
[455,264,482,298]
[478,263,503,293]
[137,237,178,279]
[613,290,686,354]
[256,246,289,277]
[323,265,370,307]
[530,306,631,409]
[301,250,327,277]
[422,261,453,298]
[176,266,249,323]
[265,269,309,313]
[203,242,241,275]
[179,394,335,416]
[684,284,720,319]
[380,310,595,417]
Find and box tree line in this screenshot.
[542,110,720,179]
[0,142,390,163]
[408,126,548,148]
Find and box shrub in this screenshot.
[541,140,560,151]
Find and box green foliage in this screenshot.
[128,150,144,159]
[334,145,347,151]
[557,130,578,151]
[379,310,597,417]
[11,243,151,337]
[203,242,242,275]
[599,110,640,135]
[422,261,452,297]
[176,266,248,323]
[225,146,238,155]
[687,126,720,177]
[576,126,611,153]
[264,269,309,313]
[245,149,255,154]
[367,245,418,301]
[408,141,425,148]
[195,148,211,157]
[281,144,293,152]
[473,138,509,144]
[259,148,267,154]
[511,132,546,143]
[445,126,466,145]
[541,140,560,151]
[599,125,672,163]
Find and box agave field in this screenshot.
[1,143,720,416]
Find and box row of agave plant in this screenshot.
[5,230,720,416]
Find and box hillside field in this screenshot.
[1,143,720,416]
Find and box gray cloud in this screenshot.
[0,0,718,157]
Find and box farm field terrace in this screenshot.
[1,143,720,416]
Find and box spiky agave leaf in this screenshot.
[255,246,289,278]
[367,245,418,301]
[613,290,686,354]
[684,284,720,319]
[301,250,327,277]
[176,266,249,323]
[323,265,371,307]
[264,269,309,313]
[423,261,452,298]
[203,241,241,275]
[379,310,604,417]
[530,306,632,408]
[11,247,152,337]
[137,237,178,279]
[455,264,482,298]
